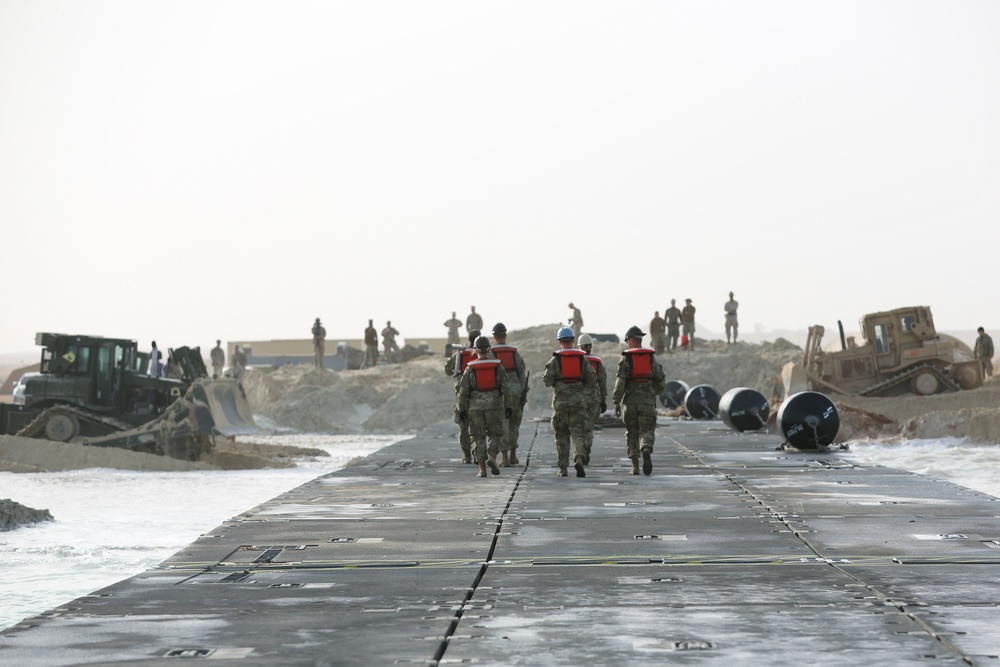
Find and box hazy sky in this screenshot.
[2,1,998,356]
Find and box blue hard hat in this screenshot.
[557,326,575,340]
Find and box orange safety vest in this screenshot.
[459,348,478,373]
[585,354,602,373]
[554,348,586,383]
[492,344,518,372]
[623,348,655,381]
[468,359,502,391]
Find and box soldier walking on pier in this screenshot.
[613,326,666,475]
[491,322,527,466]
[579,334,608,466]
[446,329,481,463]
[458,336,512,478]
[543,326,596,477]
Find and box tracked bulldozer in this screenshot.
[0,333,263,460]
[779,306,983,398]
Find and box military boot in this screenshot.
[642,449,653,476]
[557,466,568,477]
[629,457,640,475]
[509,447,519,465]
[574,456,586,478]
[461,448,472,464]
[477,461,488,477]
[500,451,511,467]
[487,454,501,476]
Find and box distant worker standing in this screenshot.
[664,299,682,352]
[649,311,667,354]
[682,298,696,351]
[457,336,512,478]
[491,322,528,466]
[975,327,994,377]
[579,333,608,466]
[363,320,379,368]
[724,292,739,344]
[210,340,225,379]
[612,326,666,476]
[148,341,161,378]
[543,326,597,478]
[382,321,400,364]
[444,312,462,347]
[312,317,326,369]
[568,302,584,339]
[230,345,247,380]
[466,306,483,336]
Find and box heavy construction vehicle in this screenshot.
[0,333,262,460]
[781,306,983,398]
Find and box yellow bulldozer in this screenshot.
[779,306,983,398]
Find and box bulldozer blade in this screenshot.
[189,379,266,437]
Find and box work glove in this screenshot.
[505,408,513,419]
[600,401,607,413]
[459,410,468,422]
[614,403,622,418]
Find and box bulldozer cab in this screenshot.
[861,306,936,373]
[35,333,145,408]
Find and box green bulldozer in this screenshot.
[0,332,263,460]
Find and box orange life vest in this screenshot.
[623,348,655,381]
[585,354,601,373]
[468,359,502,391]
[492,344,518,372]
[554,348,586,383]
[459,348,478,373]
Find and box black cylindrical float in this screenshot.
[684,384,721,420]
[776,391,840,449]
[660,380,690,409]
[719,387,770,432]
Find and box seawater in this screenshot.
[0,435,403,631]
[2,434,999,631]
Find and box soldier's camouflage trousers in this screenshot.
[552,407,589,469]
[504,402,524,452]
[469,409,505,463]
[622,402,657,459]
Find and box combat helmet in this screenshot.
[624,326,645,340]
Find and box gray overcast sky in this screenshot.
[1,1,998,355]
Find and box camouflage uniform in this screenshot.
[492,343,528,463]
[382,324,400,363]
[312,320,326,369]
[444,316,462,345]
[457,359,512,468]
[649,314,667,354]
[975,331,995,377]
[543,349,597,471]
[724,297,739,343]
[210,343,225,380]
[664,306,682,351]
[582,354,608,464]
[612,349,666,460]
[363,323,379,368]
[445,348,480,461]
[681,302,696,349]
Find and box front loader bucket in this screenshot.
[189,379,265,437]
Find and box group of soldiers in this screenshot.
[446,321,667,479]
[647,292,740,353]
